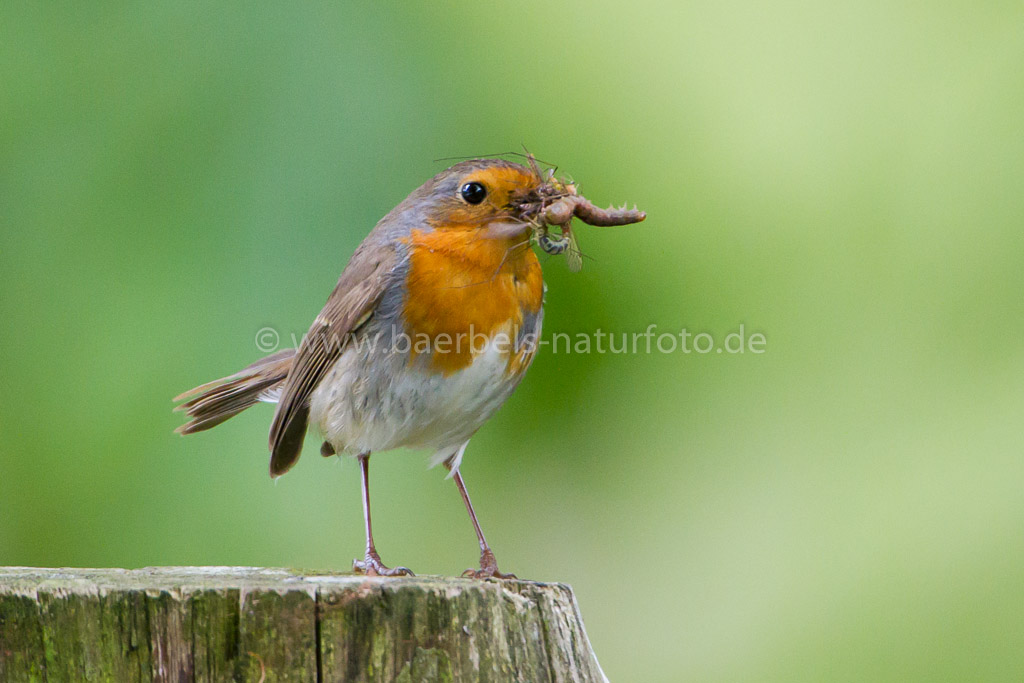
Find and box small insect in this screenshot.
[537,225,569,254]
[533,194,643,272]
[537,223,583,272]
[513,154,646,272]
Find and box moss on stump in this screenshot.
[0,567,607,682]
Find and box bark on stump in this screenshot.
[0,567,607,682]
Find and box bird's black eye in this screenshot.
[460,182,487,205]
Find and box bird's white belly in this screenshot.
[308,333,529,466]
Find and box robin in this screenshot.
[174,157,645,578]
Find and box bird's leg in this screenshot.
[445,463,516,579]
[352,453,413,577]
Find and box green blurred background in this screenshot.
[2,2,1023,681]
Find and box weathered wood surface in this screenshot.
[0,567,607,682]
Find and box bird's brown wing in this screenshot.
[267,242,398,477]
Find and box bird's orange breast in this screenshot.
[402,228,543,374]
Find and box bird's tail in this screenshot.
[173,349,296,435]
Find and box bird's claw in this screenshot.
[461,548,516,580]
[353,550,414,577]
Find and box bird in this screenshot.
[174,157,645,578]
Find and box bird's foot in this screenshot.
[461,548,516,580]
[353,549,414,577]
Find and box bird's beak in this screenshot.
[484,220,534,241]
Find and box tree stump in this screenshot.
[0,567,608,682]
